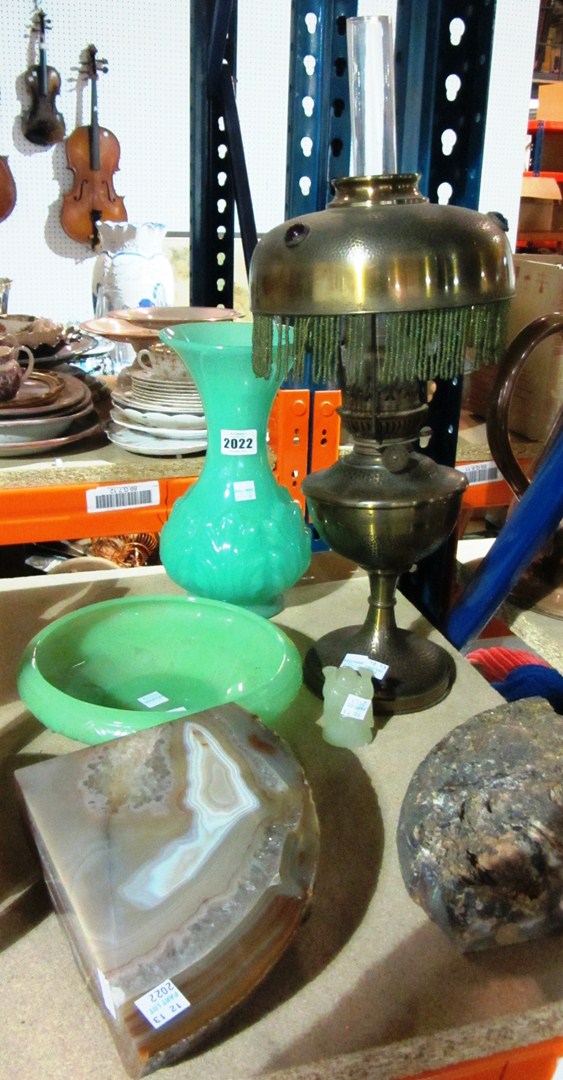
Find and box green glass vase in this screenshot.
[158,322,311,617]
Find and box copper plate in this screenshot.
[27,333,101,365]
[109,305,241,328]
[0,398,97,442]
[0,409,101,457]
[0,371,64,411]
[0,374,90,419]
[81,317,159,346]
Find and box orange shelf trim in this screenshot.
[407,1036,563,1080]
[269,388,311,511]
[310,389,342,474]
[0,477,195,546]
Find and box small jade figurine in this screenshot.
[320,664,374,748]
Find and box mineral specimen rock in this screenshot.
[320,664,374,747]
[397,697,563,952]
[16,704,319,1077]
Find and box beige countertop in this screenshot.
[0,402,533,491]
[0,371,205,489]
[1,558,562,1080]
[0,426,205,489]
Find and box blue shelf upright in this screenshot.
[190,0,258,308]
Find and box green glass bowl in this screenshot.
[18,595,302,745]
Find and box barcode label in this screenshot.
[86,481,161,513]
[457,461,501,486]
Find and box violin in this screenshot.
[60,45,127,248]
[22,9,65,147]
[0,157,16,224]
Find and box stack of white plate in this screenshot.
[108,388,207,458]
[129,371,203,413]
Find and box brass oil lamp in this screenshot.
[249,15,514,714]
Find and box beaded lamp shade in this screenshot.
[250,172,514,386]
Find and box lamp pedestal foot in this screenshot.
[303,571,455,714]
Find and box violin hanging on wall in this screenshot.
[0,157,16,224]
[60,44,127,248]
[21,9,66,147]
[0,78,16,223]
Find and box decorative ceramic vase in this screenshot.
[158,322,311,617]
[92,221,175,315]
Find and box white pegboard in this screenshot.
[0,1,540,324]
[236,2,291,234]
[1,0,190,323]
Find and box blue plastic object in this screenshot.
[445,422,563,650]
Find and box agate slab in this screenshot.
[397,697,563,952]
[16,704,319,1077]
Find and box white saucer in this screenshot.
[130,391,202,408]
[130,372,192,388]
[128,383,203,406]
[110,402,206,430]
[112,388,205,416]
[106,422,208,457]
[110,412,207,441]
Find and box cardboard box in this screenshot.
[465,255,563,441]
[537,81,563,122]
[529,124,563,172]
[517,175,562,233]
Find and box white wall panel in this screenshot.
[236,2,291,234]
[479,0,540,246]
[1,1,190,323]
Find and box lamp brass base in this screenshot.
[304,624,455,715]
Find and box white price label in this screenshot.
[234,480,256,502]
[86,481,161,514]
[138,691,169,709]
[341,653,389,681]
[135,979,191,1030]
[221,428,258,455]
[340,693,372,721]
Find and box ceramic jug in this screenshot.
[92,221,175,315]
[0,341,34,401]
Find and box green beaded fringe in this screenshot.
[252,300,511,384]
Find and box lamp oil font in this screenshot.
[249,15,514,714]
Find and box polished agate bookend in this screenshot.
[16,704,319,1077]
